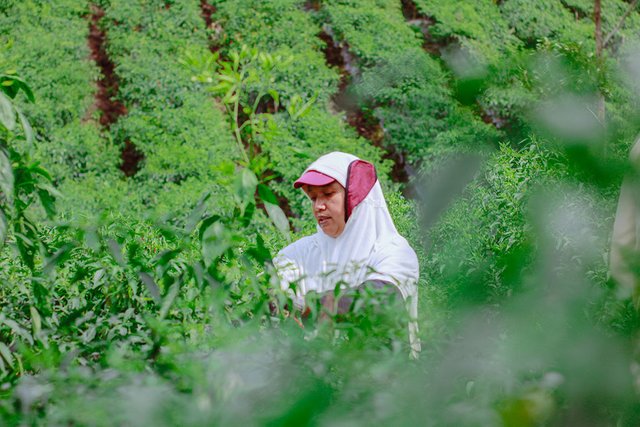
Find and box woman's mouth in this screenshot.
[317,216,331,227]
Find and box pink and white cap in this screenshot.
[292,151,377,221]
[293,170,335,188]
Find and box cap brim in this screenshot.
[293,170,335,189]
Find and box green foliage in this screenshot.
[322,0,499,165]
[212,0,340,103]
[1,1,640,425]
[500,0,594,48]
[0,0,109,200]
[321,0,422,65]
[426,141,559,303]
[0,71,57,271]
[99,0,242,217]
[414,0,521,65]
[355,49,499,162]
[563,0,640,42]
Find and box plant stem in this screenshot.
[232,81,249,165]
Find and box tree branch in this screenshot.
[595,0,603,58]
[603,0,639,48]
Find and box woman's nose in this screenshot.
[314,198,326,211]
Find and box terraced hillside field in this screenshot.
[1,0,640,425]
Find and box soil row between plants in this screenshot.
[399,0,511,130]
[316,22,413,193]
[87,3,144,177]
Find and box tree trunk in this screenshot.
[594,0,606,148]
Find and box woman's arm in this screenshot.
[320,280,402,315]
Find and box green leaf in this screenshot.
[37,188,56,218]
[246,233,272,264]
[264,201,290,241]
[207,82,230,94]
[139,272,161,305]
[257,183,278,205]
[234,168,258,208]
[185,192,211,233]
[30,306,41,337]
[43,243,73,276]
[0,314,33,345]
[201,221,231,267]
[291,146,311,159]
[151,249,181,270]
[0,91,15,131]
[17,109,33,145]
[159,281,180,320]
[267,89,280,107]
[1,75,34,102]
[0,147,13,207]
[240,202,255,227]
[0,342,14,369]
[0,209,7,250]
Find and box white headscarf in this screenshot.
[274,152,420,354]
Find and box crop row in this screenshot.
[0,0,121,217]
[99,0,242,217]
[319,0,500,166]
[413,0,640,142]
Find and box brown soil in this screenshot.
[400,0,446,56]
[88,4,145,178]
[400,0,419,20]
[319,30,352,111]
[480,108,510,129]
[120,140,145,177]
[319,27,412,188]
[200,0,221,53]
[304,0,321,11]
[559,0,588,20]
[88,4,127,128]
[200,0,215,28]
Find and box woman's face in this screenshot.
[303,181,346,238]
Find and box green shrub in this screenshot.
[212,0,340,104]
[354,49,500,162]
[413,0,521,65]
[321,0,422,65]
[0,1,96,130]
[0,0,119,220]
[500,0,594,47]
[423,140,609,306]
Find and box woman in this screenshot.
[274,151,421,355]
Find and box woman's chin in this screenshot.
[320,224,337,237]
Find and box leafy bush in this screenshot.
[500,0,594,47]
[413,0,521,65]
[212,0,340,103]
[321,0,422,65]
[0,0,109,195]
[1,1,640,425]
